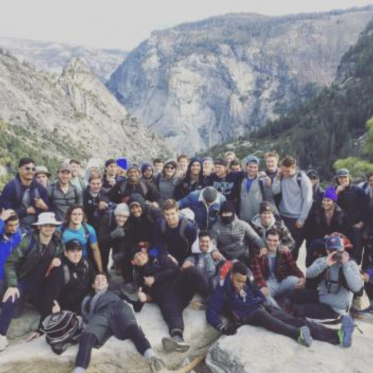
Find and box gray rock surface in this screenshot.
[0,303,218,373]
[0,37,128,82]
[206,319,373,373]
[108,7,373,153]
[0,52,171,162]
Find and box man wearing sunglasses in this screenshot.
[0,158,49,231]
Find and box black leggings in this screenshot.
[75,325,151,369]
[242,306,340,345]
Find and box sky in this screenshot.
[0,0,372,51]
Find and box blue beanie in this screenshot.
[323,187,338,202]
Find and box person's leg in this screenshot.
[293,302,341,321]
[177,266,210,302]
[275,276,300,298]
[99,244,111,273]
[267,306,340,345]
[157,294,185,336]
[282,216,304,261]
[242,308,299,340]
[350,227,364,265]
[74,332,98,372]
[266,279,281,308]
[288,288,319,305]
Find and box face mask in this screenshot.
[221,214,234,224]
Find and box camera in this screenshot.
[334,251,344,261]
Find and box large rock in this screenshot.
[108,7,373,154]
[0,303,218,373]
[206,318,373,373]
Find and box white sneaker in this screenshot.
[0,334,9,352]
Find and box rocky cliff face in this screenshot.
[0,37,127,82]
[0,52,170,163]
[108,7,373,153]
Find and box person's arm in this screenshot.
[90,242,103,272]
[243,221,266,250]
[152,256,178,285]
[100,181,122,204]
[185,222,198,249]
[341,256,364,293]
[97,215,114,247]
[306,257,328,278]
[285,252,304,278]
[117,290,145,312]
[206,286,226,330]
[177,192,194,210]
[146,181,161,204]
[298,173,313,225]
[250,255,267,289]
[271,175,282,196]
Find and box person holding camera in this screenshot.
[289,236,363,327]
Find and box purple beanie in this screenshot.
[323,187,338,202]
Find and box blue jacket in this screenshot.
[206,269,266,330]
[0,174,49,218]
[177,190,226,230]
[0,218,22,280]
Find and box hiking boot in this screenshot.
[162,334,190,353]
[149,356,166,372]
[338,315,354,348]
[0,334,9,352]
[297,326,313,347]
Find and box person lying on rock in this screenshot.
[0,212,64,352]
[73,272,165,373]
[206,261,355,348]
[132,247,210,353]
[250,228,305,307]
[288,236,364,322]
[181,230,225,291]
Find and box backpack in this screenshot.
[118,179,148,200]
[62,258,90,285]
[40,311,83,355]
[50,182,79,206]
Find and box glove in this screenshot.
[219,324,237,336]
[110,226,125,239]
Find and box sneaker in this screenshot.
[149,356,166,372]
[0,334,9,352]
[297,326,313,347]
[162,334,190,353]
[338,315,354,348]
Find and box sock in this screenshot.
[143,348,155,362]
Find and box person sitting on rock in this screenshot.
[0,212,64,352]
[153,199,197,266]
[207,261,355,348]
[250,229,305,306]
[129,194,162,249]
[289,236,364,322]
[182,230,225,291]
[251,201,295,253]
[72,272,165,373]
[210,201,266,265]
[132,248,210,353]
[98,203,134,278]
[177,186,226,231]
[0,210,21,301]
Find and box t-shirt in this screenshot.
[268,252,276,279]
[61,224,97,259]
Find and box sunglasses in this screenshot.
[24,167,36,172]
[165,166,175,170]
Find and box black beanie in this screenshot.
[220,201,236,215]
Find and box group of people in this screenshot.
[0,151,372,372]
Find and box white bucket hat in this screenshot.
[32,212,62,226]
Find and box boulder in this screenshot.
[0,303,219,373]
[206,317,373,373]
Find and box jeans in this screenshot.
[0,279,45,335]
[267,276,300,307]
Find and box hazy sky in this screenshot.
[0,0,372,50]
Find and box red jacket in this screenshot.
[250,249,304,288]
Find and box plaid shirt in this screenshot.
[250,248,304,288]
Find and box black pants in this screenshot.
[75,324,151,369]
[288,289,340,321]
[282,216,305,261]
[155,266,210,336]
[242,306,339,345]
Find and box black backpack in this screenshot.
[41,311,83,355]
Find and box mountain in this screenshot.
[0,37,128,82]
[108,6,373,154]
[0,51,170,176]
[204,18,373,178]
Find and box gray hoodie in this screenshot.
[272,170,313,224]
[306,257,363,314]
